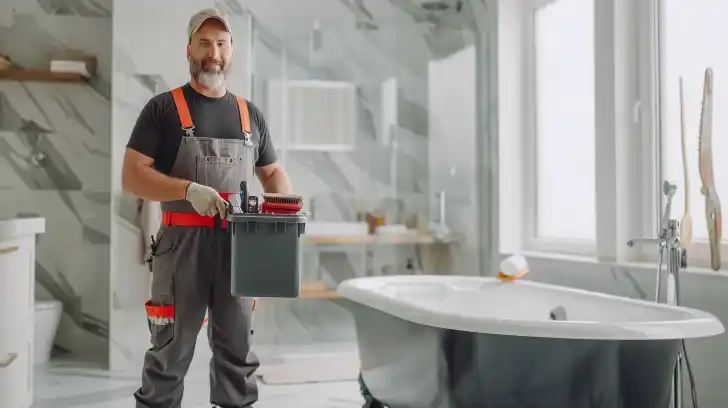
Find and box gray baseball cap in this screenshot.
[187,8,232,42]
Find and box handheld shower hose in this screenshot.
[657,242,700,408]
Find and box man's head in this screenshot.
[187,8,234,90]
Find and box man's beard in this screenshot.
[189,57,229,89]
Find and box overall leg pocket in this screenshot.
[145,227,178,348]
[145,301,176,348]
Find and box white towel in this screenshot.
[138,199,162,264]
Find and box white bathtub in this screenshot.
[337,275,724,408]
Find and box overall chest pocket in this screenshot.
[195,148,255,192]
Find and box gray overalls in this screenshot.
[134,86,259,408]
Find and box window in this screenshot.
[660,0,728,265]
[528,0,596,247]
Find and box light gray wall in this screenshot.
[0,0,112,363]
[110,0,480,370]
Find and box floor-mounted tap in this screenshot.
[627,180,690,408]
[627,181,684,303]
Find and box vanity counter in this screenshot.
[0,216,45,408]
[0,217,45,241]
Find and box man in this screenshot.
[122,8,292,408]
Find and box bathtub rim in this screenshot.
[336,275,725,340]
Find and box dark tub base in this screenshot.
[348,302,680,408]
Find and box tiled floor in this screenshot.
[33,346,365,408]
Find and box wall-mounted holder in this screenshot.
[0,68,87,83]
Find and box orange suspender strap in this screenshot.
[171,87,194,129]
[172,87,249,134]
[235,95,252,134]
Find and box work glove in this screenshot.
[185,182,228,217]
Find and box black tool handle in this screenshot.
[240,181,248,213]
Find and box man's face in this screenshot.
[187,19,233,89]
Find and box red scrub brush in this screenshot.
[260,193,304,214]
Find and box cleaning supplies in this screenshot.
[698,67,722,270]
[497,254,529,281]
[247,195,259,213]
[239,181,248,212]
[260,193,304,214]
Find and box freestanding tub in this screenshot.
[337,275,725,408]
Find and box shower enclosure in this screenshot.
[239,0,499,386]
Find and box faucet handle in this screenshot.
[626,237,662,247]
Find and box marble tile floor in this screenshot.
[33,354,365,408]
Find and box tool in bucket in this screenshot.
[227,181,307,298]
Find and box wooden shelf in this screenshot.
[304,232,464,246]
[298,282,341,299]
[0,68,88,83]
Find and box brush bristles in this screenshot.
[262,193,303,205]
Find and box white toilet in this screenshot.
[34,300,63,366]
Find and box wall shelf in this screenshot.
[0,69,88,83]
[304,232,465,245]
[298,282,341,299]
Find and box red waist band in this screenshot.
[162,191,235,228]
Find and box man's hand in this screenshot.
[185,182,228,217]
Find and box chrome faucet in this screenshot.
[627,180,688,408]
[435,189,446,227]
[627,181,684,302]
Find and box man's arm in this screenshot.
[122,148,191,201]
[249,101,293,194]
[256,162,292,194]
[123,148,228,216]
[121,98,192,201]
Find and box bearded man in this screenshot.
[121,8,292,408]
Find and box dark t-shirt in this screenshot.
[126,83,277,175]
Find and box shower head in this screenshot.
[660,180,678,229]
[663,180,677,198]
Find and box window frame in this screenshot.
[511,0,725,268]
[652,0,728,270]
[633,0,663,263]
[517,0,664,262]
[521,0,597,257]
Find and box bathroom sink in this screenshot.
[306,221,368,236]
[0,217,45,241]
